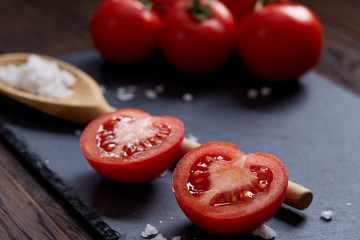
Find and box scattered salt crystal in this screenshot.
[187,133,199,143]
[160,171,168,178]
[171,236,181,240]
[115,86,136,101]
[0,54,76,99]
[74,129,82,136]
[252,225,276,239]
[155,84,165,93]
[247,88,259,99]
[347,202,352,207]
[142,224,158,238]
[145,89,158,100]
[321,210,333,221]
[99,84,106,94]
[151,234,167,240]
[182,92,194,102]
[44,159,50,164]
[260,86,272,96]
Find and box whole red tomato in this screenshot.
[159,0,236,74]
[152,0,178,16]
[91,0,162,64]
[236,3,323,81]
[219,0,290,23]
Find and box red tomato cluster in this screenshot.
[91,0,323,81]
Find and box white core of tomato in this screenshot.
[208,156,256,193]
[113,117,157,147]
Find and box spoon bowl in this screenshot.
[0,52,116,123]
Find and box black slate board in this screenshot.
[1,51,360,240]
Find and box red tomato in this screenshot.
[173,142,288,235]
[91,0,162,64]
[159,0,237,74]
[80,109,184,183]
[152,0,178,16]
[219,0,290,23]
[219,0,257,23]
[236,3,323,81]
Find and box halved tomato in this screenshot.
[80,108,184,183]
[173,142,288,235]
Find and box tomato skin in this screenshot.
[173,142,288,235]
[91,0,163,64]
[152,0,178,16]
[236,3,323,81]
[219,0,290,23]
[159,0,237,74]
[80,109,184,183]
[219,0,257,23]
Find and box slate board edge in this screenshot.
[0,121,124,240]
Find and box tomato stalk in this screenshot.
[254,0,285,13]
[254,0,265,13]
[188,0,214,20]
[140,0,153,9]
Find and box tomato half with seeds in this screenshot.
[80,109,184,183]
[173,142,288,235]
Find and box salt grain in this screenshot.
[182,92,194,102]
[160,170,168,178]
[247,88,259,99]
[252,225,276,239]
[151,234,167,240]
[321,210,333,221]
[187,133,199,143]
[145,89,158,100]
[116,86,136,101]
[99,84,106,94]
[142,224,158,238]
[347,202,352,207]
[0,54,76,99]
[74,129,82,136]
[155,84,165,93]
[260,86,272,96]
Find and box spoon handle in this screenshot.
[180,137,313,210]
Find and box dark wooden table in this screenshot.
[0,0,359,239]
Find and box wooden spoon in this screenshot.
[0,52,312,210]
[0,52,116,123]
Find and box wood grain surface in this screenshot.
[0,0,359,239]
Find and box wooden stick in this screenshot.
[180,137,313,210]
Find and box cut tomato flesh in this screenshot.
[96,115,171,158]
[173,142,288,235]
[187,155,273,206]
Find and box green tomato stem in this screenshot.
[140,0,153,10]
[189,0,213,21]
[254,0,266,13]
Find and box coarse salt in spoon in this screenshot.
[0,52,116,123]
